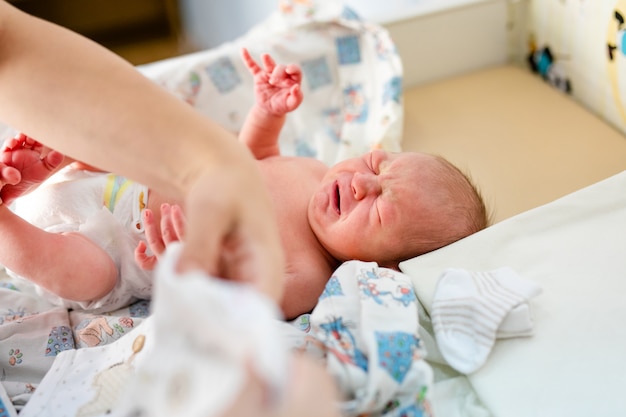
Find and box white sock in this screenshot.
[497,303,534,338]
[431,267,541,374]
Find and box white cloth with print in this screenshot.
[18,319,155,417]
[138,0,404,167]
[19,243,288,417]
[308,260,433,416]
[1,1,404,167]
[0,383,18,417]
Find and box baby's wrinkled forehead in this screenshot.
[394,152,444,173]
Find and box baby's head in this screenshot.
[307,150,488,268]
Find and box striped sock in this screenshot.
[431,267,541,374]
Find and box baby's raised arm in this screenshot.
[239,48,303,159]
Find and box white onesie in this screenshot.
[10,167,152,313]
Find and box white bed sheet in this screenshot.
[399,170,626,416]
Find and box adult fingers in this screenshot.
[215,223,284,303]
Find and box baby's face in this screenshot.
[307,150,445,263]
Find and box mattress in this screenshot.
[400,169,626,416]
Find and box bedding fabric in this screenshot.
[14,249,433,417]
[305,261,433,416]
[136,0,404,166]
[0,270,150,414]
[19,243,287,417]
[1,246,457,417]
[399,170,626,416]
[1,1,404,166]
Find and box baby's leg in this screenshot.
[0,205,117,302]
[0,134,65,204]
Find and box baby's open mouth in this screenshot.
[334,182,341,214]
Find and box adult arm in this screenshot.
[0,2,284,300]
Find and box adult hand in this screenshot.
[0,2,285,303]
[178,161,285,304]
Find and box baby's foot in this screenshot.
[0,134,64,204]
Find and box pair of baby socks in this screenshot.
[431,267,541,374]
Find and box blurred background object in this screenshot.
[7,0,280,65]
[178,0,275,50]
[7,0,195,64]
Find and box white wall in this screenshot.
[179,0,509,88]
[345,0,509,88]
[179,0,276,49]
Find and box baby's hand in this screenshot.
[135,203,186,270]
[241,48,303,116]
[0,133,64,205]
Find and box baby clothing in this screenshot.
[431,267,542,374]
[10,167,152,313]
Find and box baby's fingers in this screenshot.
[241,48,263,76]
[269,64,288,86]
[169,204,186,240]
[286,84,304,111]
[135,241,157,270]
[285,64,302,83]
[142,209,166,256]
[262,53,276,74]
[159,203,184,245]
[269,64,302,89]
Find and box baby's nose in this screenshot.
[351,172,381,200]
